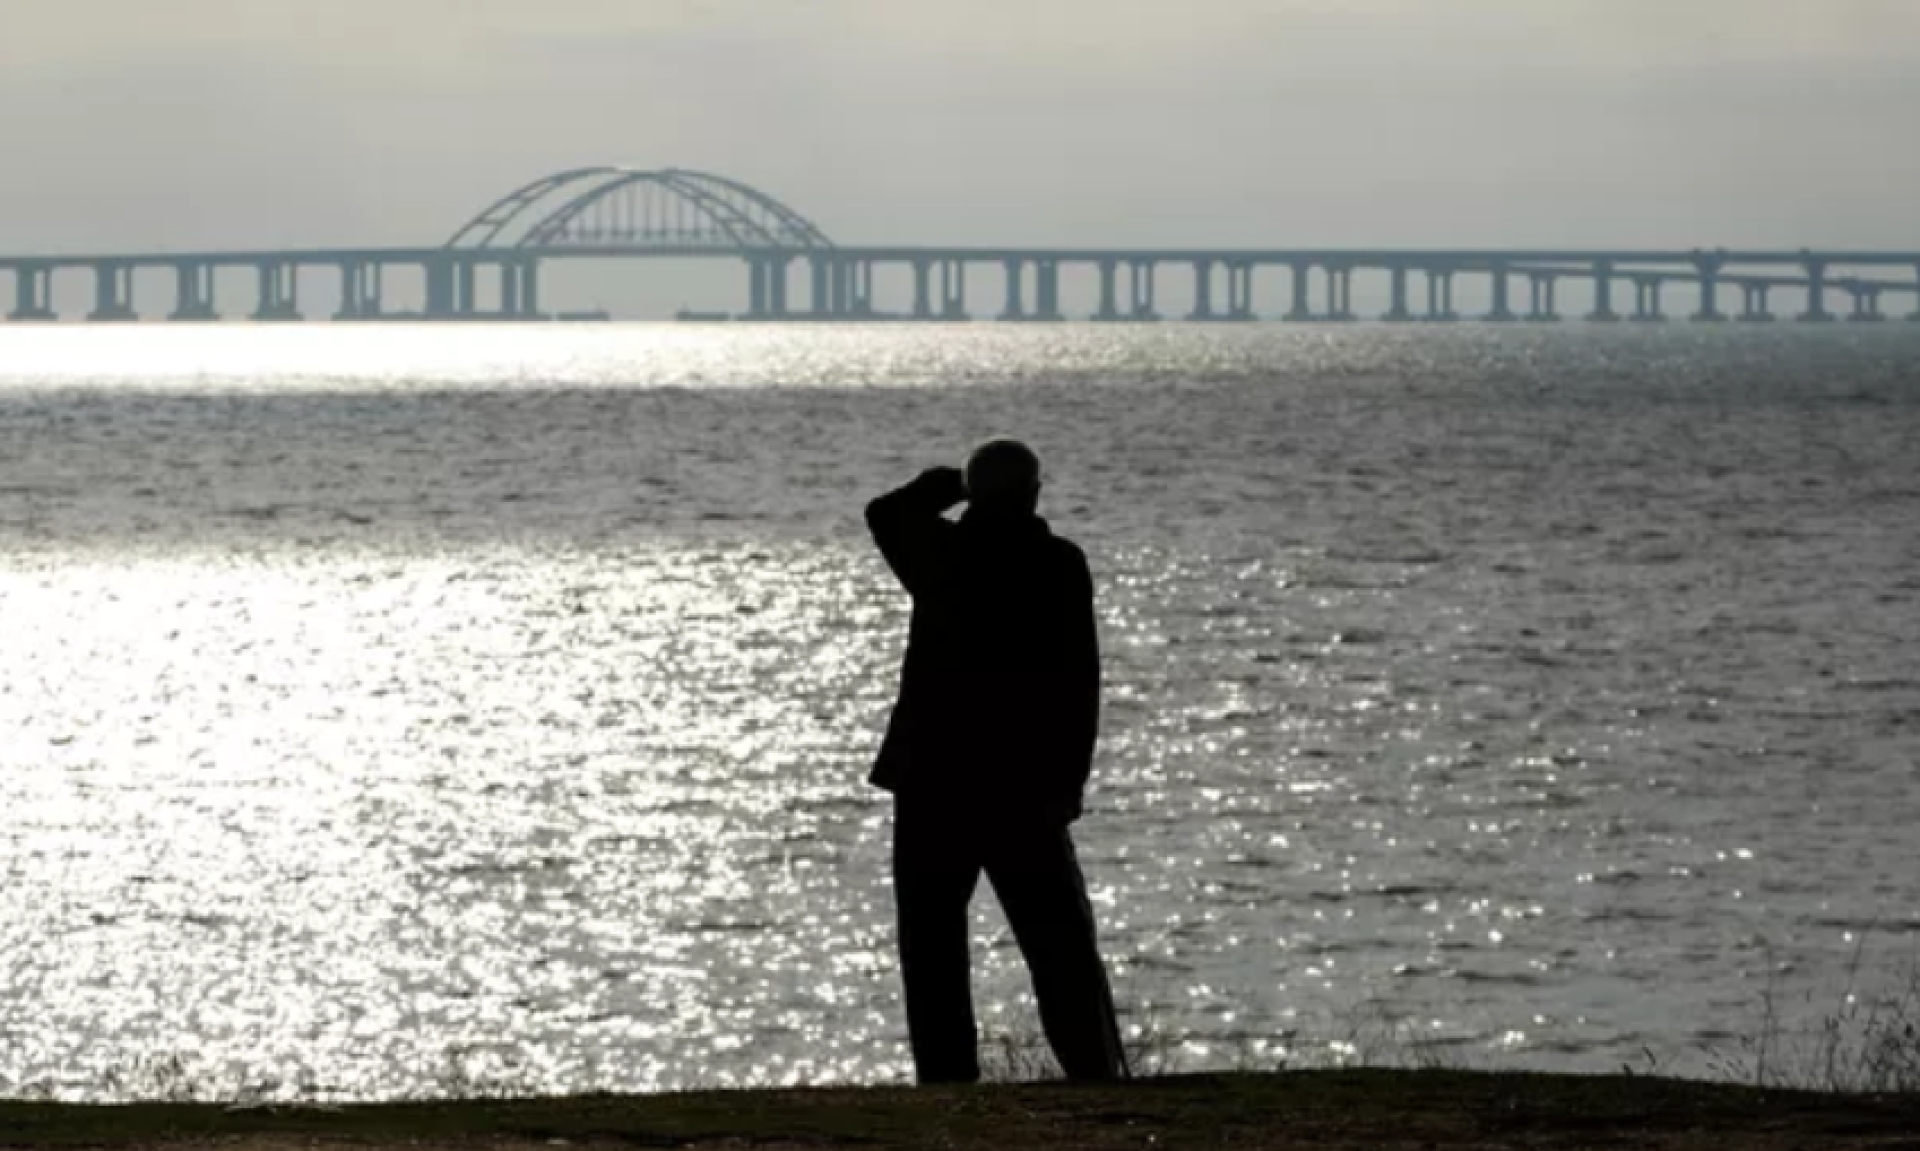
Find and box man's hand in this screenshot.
[916,466,967,509]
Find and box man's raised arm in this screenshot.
[865,467,966,595]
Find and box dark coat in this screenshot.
[865,470,1101,825]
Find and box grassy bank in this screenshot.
[4,1070,1918,1150]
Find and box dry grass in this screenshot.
[1704,942,1920,1095]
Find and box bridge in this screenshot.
[2,166,1918,324]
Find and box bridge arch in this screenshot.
[445,167,834,252]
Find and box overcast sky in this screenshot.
[1,1,1916,311]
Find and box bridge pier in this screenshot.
[910,259,932,319]
[1000,258,1026,320]
[838,259,862,316]
[1800,259,1833,322]
[1526,273,1559,321]
[1285,263,1314,321]
[1188,258,1215,321]
[851,260,873,317]
[939,259,967,320]
[805,255,853,318]
[745,254,791,319]
[1383,265,1412,322]
[768,257,790,317]
[335,260,384,320]
[1128,259,1158,320]
[89,262,138,321]
[481,258,531,318]
[1034,259,1062,321]
[255,261,303,320]
[1094,259,1120,321]
[747,256,767,317]
[423,256,481,318]
[518,258,542,318]
[836,258,856,316]
[1487,265,1517,322]
[1324,266,1354,321]
[169,262,218,321]
[1846,283,1886,322]
[1226,261,1255,320]
[499,259,523,318]
[1424,269,1457,321]
[810,255,832,318]
[1588,262,1619,322]
[428,256,492,319]
[10,264,56,321]
[425,257,453,318]
[1692,254,1727,321]
[1630,276,1665,322]
[1738,283,1775,322]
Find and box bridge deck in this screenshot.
[2,246,1920,269]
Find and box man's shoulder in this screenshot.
[1046,530,1088,562]
[1045,534,1093,587]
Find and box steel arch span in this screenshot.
[445,168,834,252]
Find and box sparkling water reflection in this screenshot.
[1,324,1917,1098]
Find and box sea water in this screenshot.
[1,323,1916,1098]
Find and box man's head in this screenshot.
[964,438,1043,514]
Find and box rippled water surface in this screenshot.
[2,324,1917,1098]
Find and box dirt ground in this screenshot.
[6,1071,1918,1150]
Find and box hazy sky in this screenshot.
[2,1,1916,291]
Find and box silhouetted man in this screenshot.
[866,439,1126,1084]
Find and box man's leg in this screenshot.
[894,799,984,1083]
[986,823,1127,1081]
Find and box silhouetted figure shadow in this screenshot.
[866,439,1127,1084]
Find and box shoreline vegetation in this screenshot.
[4,1070,1919,1150]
